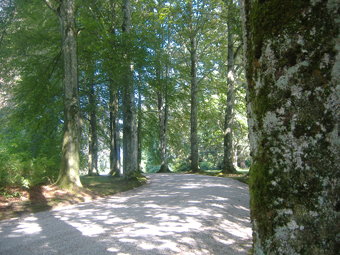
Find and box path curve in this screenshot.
[0,173,252,254]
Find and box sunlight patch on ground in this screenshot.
[66,220,108,236]
[188,200,201,203]
[138,241,156,250]
[158,239,181,252]
[180,236,197,246]
[178,183,203,189]
[211,203,225,209]
[213,234,236,245]
[104,217,136,225]
[201,183,231,188]
[220,219,252,239]
[144,203,162,208]
[107,247,119,252]
[9,216,42,236]
[178,206,211,216]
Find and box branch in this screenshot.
[233,44,243,60]
[43,0,59,14]
[198,67,218,85]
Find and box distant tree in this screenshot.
[241,0,340,253]
[87,69,99,176]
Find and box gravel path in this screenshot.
[0,173,252,254]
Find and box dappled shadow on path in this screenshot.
[0,174,252,254]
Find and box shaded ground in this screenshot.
[0,175,145,221]
[0,173,252,255]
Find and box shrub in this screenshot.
[0,149,59,188]
[199,161,214,171]
[145,165,161,173]
[171,160,191,172]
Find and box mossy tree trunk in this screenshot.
[44,0,82,189]
[241,0,340,253]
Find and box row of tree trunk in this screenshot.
[45,0,239,185]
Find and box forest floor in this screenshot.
[0,175,146,221]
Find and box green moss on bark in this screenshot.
[245,0,340,253]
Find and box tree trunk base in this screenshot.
[221,166,238,174]
[109,170,121,177]
[157,165,171,173]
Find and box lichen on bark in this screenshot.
[242,0,340,253]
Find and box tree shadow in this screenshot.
[0,173,252,254]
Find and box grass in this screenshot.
[186,168,250,184]
[0,174,147,221]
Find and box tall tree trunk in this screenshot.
[241,0,340,253]
[157,90,169,172]
[222,19,237,174]
[155,42,169,173]
[44,0,82,188]
[109,86,120,176]
[122,0,137,179]
[88,80,98,176]
[137,80,142,172]
[189,0,199,173]
[108,0,120,177]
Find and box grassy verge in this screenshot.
[186,169,250,184]
[0,175,147,221]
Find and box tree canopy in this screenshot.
[0,0,248,186]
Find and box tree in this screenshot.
[87,69,99,176]
[188,0,199,172]
[121,0,137,179]
[241,0,340,253]
[109,84,121,176]
[222,0,239,174]
[43,0,82,188]
[107,0,121,176]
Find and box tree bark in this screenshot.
[137,80,142,172]
[241,0,340,253]
[44,0,82,189]
[189,0,199,173]
[108,0,120,177]
[157,90,169,173]
[222,19,237,174]
[88,80,98,176]
[109,86,120,176]
[122,0,137,179]
[156,42,169,173]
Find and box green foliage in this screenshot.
[0,148,59,188]
[145,165,161,173]
[171,159,191,172]
[199,161,214,171]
